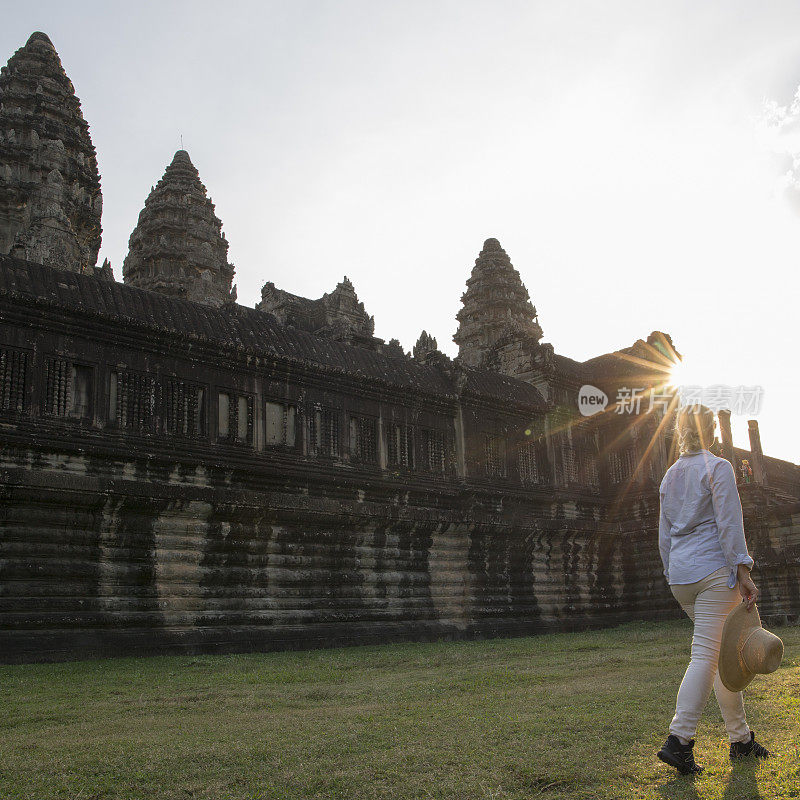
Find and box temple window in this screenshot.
[109,371,158,431]
[218,392,230,437]
[607,426,639,484]
[581,446,600,489]
[310,405,340,458]
[609,451,622,483]
[387,422,415,469]
[420,428,448,474]
[237,395,249,441]
[109,370,206,436]
[608,448,636,483]
[562,441,578,484]
[195,388,207,436]
[265,401,296,447]
[43,358,92,419]
[164,378,205,436]
[518,439,541,484]
[485,434,507,478]
[109,371,117,419]
[69,365,92,419]
[349,415,377,463]
[43,358,70,416]
[218,390,253,445]
[0,347,28,413]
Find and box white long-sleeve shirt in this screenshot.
[658,449,754,588]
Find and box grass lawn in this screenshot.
[1,620,799,800]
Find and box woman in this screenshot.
[656,404,769,775]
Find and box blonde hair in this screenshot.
[676,404,716,455]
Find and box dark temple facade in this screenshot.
[1,33,799,663]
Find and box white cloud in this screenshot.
[759,87,800,212]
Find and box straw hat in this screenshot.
[719,602,784,692]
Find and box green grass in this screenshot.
[1,620,799,800]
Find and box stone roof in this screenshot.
[582,332,677,385]
[461,369,547,408]
[0,255,547,410]
[552,353,586,379]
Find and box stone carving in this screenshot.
[0,32,102,272]
[123,150,235,307]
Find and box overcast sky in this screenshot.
[3,1,800,463]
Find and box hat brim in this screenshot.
[719,602,760,692]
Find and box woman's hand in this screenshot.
[737,564,759,610]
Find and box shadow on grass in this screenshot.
[721,760,764,800]
[655,760,766,800]
[655,774,701,800]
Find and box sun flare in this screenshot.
[668,357,703,390]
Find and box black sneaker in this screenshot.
[730,732,770,760]
[657,734,703,775]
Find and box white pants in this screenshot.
[669,566,751,744]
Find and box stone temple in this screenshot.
[1,33,798,663]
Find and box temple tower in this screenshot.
[453,238,543,370]
[123,150,235,307]
[0,32,102,272]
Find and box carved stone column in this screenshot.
[718,409,735,466]
[748,419,767,486]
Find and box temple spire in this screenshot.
[453,238,543,369]
[123,150,235,307]
[0,31,102,272]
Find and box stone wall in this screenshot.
[3,440,798,664]
[742,491,800,624]
[0,440,677,663]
